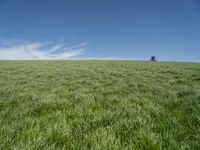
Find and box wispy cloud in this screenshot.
[85,57,116,60]
[0,39,88,60]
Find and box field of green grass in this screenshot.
[0,61,200,149]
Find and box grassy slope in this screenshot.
[0,61,200,150]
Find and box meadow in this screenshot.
[0,60,200,150]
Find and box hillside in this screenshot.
[0,61,200,149]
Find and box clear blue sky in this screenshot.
[0,0,200,61]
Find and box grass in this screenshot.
[0,60,200,150]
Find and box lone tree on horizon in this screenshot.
[150,56,157,61]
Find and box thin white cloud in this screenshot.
[50,44,64,52]
[85,57,115,60]
[0,39,87,60]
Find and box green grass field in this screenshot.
[0,61,200,150]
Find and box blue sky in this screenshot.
[0,0,200,61]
